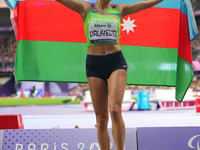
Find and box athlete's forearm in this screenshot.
[119,0,163,18]
[145,0,164,6]
[56,0,83,14]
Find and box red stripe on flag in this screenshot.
[18,2,180,48]
[119,7,180,48]
[19,1,86,43]
[178,12,193,64]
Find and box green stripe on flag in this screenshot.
[15,40,178,87]
[15,40,88,83]
[176,56,194,102]
[121,45,178,86]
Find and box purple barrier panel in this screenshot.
[3,128,137,150]
[138,127,200,150]
[0,130,4,150]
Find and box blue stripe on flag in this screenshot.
[84,0,180,9]
[84,0,199,40]
[180,0,199,40]
[4,0,19,9]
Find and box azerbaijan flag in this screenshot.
[10,0,198,102]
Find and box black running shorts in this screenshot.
[86,50,127,81]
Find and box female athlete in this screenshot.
[56,0,163,149]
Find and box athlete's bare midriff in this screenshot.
[87,44,121,55]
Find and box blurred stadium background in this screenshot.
[0,2,200,150]
[0,0,200,107]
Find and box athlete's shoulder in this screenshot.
[81,2,92,14]
[81,1,92,8]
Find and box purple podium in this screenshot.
[1,127,200,150]
[2,128,137,150]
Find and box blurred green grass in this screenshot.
[0,97,81,107]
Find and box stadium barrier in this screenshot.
[196,98,200,113]
[154,88,196,110]
[81,90,134,111]
[0,114,24,129]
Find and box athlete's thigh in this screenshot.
[108,69,127,108]
[87,77,109,117]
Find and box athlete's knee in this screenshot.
[97,118,108,130]
[109,106,121,121]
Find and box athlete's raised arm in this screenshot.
[117,0,163,19]
[56,0,91,18]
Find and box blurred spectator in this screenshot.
[191,18,200,49]
[0,37,16,60]
[72,83,89,101]
[0,37,16,77]
[30,86,37,97]
[192,74,200,90]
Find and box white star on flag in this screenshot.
[121,17,137,34]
